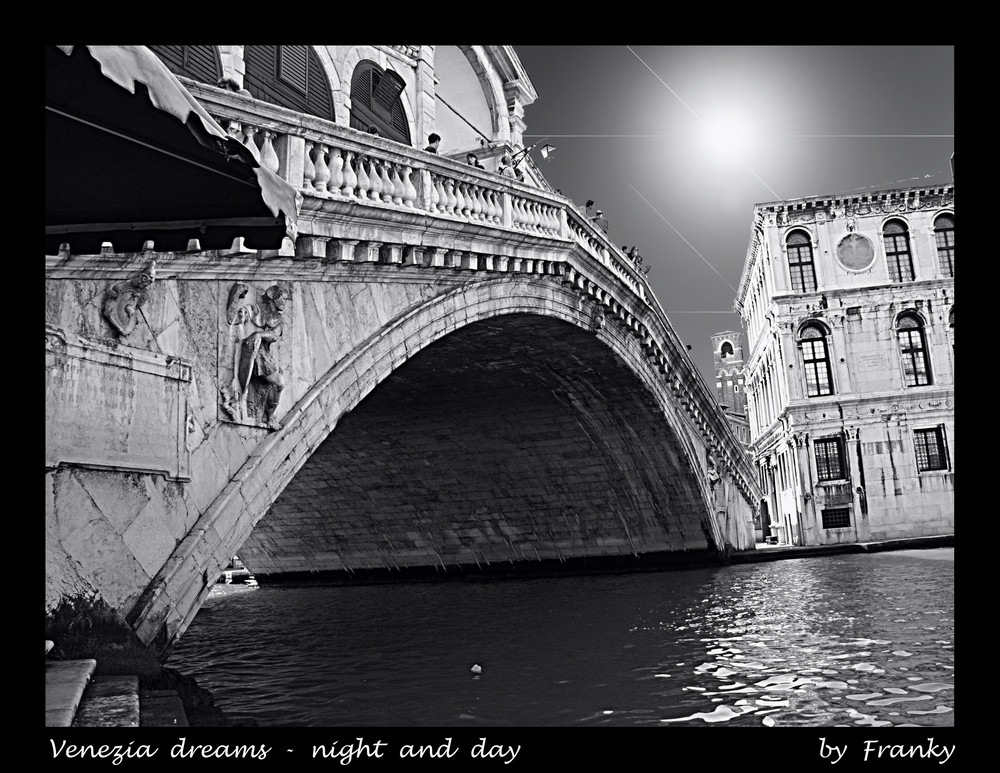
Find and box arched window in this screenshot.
[149,45,221,85]
[244,46,334,122]
[883,220,915,282]
[896,313,931,386]
[349,61,411,145]
[720,341,734,358]
[800,324,834,397]
[934,214,954,277]
[786,231,817,293]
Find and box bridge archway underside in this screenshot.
[239,313,716,580]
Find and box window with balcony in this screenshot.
[815,436,847,481]
[799,324,834,396]
[896,313,932,386]
[786,230,817,293]
[914,426,949,472]
[883,219,915,282]
[934,214,954,277]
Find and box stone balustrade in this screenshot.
[187,81,646,295]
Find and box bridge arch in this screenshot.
[131,277,733,653]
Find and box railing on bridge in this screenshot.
[184,80,647,305]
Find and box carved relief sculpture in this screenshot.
[220,282,289,430]
[103,261,156,336]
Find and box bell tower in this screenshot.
[712,330,746,416]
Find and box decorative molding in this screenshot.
[102,261,156,337]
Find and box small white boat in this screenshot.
[245,575,259,587]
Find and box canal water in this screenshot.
[166,549,954,728]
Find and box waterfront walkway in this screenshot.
[734,533,953,564]
[45,533,953,727]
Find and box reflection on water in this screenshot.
[167,550,953,727]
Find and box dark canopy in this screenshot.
[46,45,301,255]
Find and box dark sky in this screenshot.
[513,45,954,388]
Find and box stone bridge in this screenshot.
[46,77,761,657]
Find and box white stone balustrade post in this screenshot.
[402,166,417,208]
[329,148,344,194]
[357,157,373,201]
[259,130,280,175]
[313,144,331,195]
[302,140,316,192]
[381,163,394,204]
[243,125,261,162]
[341,152,358,197]
[502,192,512,228]
[559,207,569,238]
[391,165,405,205]
[274,134,305,189]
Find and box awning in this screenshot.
[46,45,302,255]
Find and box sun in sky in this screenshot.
[696,105,758,166]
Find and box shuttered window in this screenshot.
[277,45,308,94]
[349,60,411,145]
[244,45,334,122]
[149,45,221,85]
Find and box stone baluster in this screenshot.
[358,156,373,201]
[302,140,316,192]
[402,166,417,208]
[313,144,331,195]
[510,196,521,228]
[329,148,345,195]
[429,174,440,212]
[380,162,394,204]
[483,188,496,222]
[368,158,382,202]
[454,181,467,218]
[260,130,280,175]
[391,164,405,205]
[547,206,559,233]
[341,151,358,197]
[514,197,527,229]
[491,190,503,223]
[472,186,485,220]
[445,179,457,214]
[243,125,262,162]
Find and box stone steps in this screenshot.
[45,658,96,727]
[46,651,189,727]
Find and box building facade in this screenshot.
[735,182,954,546]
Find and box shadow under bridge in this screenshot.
[238,312,724,581]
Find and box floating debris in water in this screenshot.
[892,650,913,657]
[470,664,482,674]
